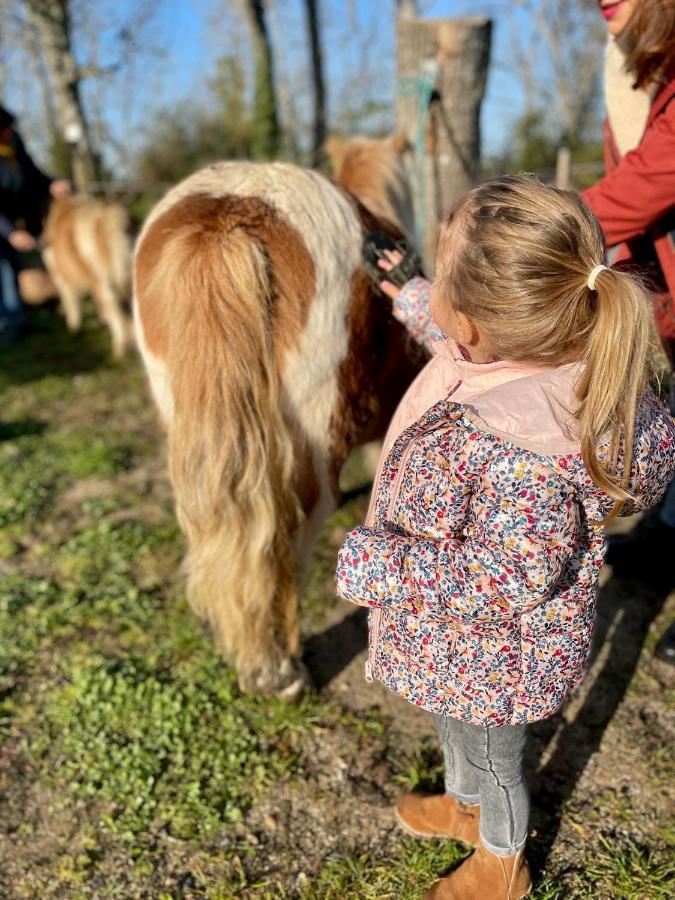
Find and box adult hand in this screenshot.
[9,229,36,252]
[50,179,71,198]
[377,249,404,299]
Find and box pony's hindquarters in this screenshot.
[134,178,354,696]
[42,197,133,358]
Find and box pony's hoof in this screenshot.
[238,657,311,701]
[275,659,310,702]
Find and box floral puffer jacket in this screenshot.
[336,278,675,726]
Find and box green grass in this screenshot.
[29,656,301,841]
[0,426,135,529]
[0,310,373,894]
[0,366,319,857]
[1,306,673,898]
[299,840,468,900]
[0,306,113,393]
[585,836,675,898]
[390,738,445,794]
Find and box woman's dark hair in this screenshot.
[0,105,16,130]
[623,0,675,89]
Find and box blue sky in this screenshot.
[5,0,596,170]
[139,0,527,156]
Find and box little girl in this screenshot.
[336,176,675,900]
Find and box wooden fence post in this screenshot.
[396,16,492,274]
[555,145,572,189]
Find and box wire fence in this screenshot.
[87,154,606,204]
[79,147,605,200]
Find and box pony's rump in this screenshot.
[133,151,419,696]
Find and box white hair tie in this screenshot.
[587,264,609,291]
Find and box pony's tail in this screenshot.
[576,266,653,522]
[150,207,302,690]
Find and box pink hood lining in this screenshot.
[430,339,585,455]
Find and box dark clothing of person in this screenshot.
[0,128,53,341]
[0,130,52,240]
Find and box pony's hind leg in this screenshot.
[92,280,130,358]
[42,247,82,333]
[183,516,310,701]
[54,278,82,333]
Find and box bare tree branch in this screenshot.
[499,0,604,145]
[397,0,417,20]
[303,0,326,166]
[239,0,281,158]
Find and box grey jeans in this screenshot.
[433,713,529,856]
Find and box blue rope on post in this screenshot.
[397,58,439,252]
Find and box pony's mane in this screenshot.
[326,135,415,242]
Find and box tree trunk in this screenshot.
[0,24,6,100]
[555,145,572,190]
[397,0,418,20]
[25,22,59,140]
[304,0,326,168]
[241,0,280,160]
[396,16,491,273]
[27,0,98,191]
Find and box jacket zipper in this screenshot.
[366,434,422,681]
[366,380,463,682]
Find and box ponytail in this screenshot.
[575,267,653,523]
[435,176,657,524]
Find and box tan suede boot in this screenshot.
[423,844,531,899]
[394,793,480,844]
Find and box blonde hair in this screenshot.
[436,175,654,520]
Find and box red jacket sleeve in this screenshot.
[582,100,675,246]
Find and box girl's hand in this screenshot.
[378,250,404,299]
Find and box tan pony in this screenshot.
[41,196,133,358]
[133,136,423,698]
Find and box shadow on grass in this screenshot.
[0,419,47,440]
[338,481,373,507]
[527,564,673,877]
[303,606,369,690]
[0,306,113,388]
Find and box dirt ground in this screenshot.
[0,308,673,899]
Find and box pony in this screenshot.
[133,135,423,699]
[41,196,133,358]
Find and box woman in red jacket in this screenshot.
[583,1,675,337]
[583,0,675,662]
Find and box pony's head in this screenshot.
[325,133,415,244]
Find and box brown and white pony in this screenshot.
[41,196,133,357]
[133,136,423,698]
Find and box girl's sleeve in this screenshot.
[581,101,675,245]
[336,462,580,622]
[392,276,445,351]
